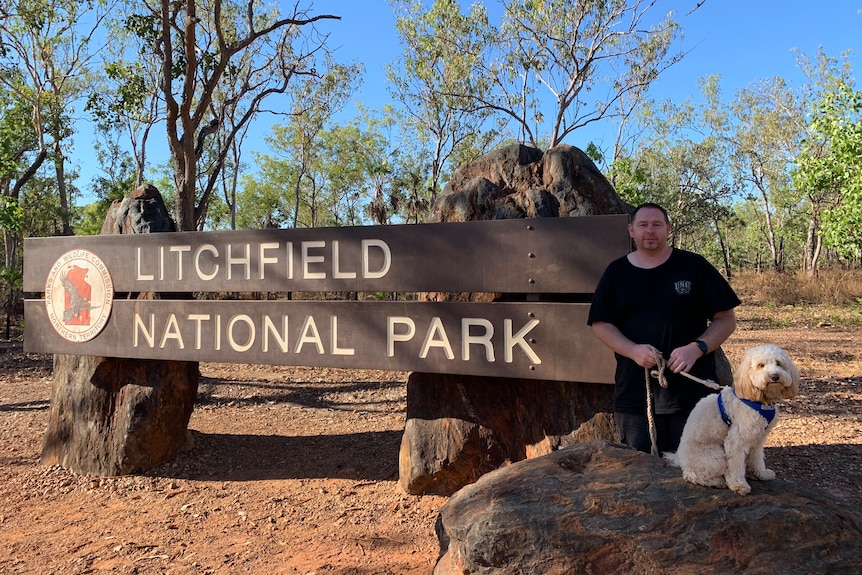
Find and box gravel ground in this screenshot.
[0,318,860,574]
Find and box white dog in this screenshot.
[665,344,801,495]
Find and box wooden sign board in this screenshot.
[24,299,613,383]
[23,216,630,294]
[23,216,630,383]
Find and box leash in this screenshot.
[644,354,723,456]
[652,366,722,391]
[644,355,668,457]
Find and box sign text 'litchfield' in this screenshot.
[134,239,392,282]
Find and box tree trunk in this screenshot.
[805,212,822,277]
[714,215,732,278]
[751,164,780,271]
[53,141,73,236]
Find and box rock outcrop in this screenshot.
[41,184,198,476]
[434,441,862,574]
[399,374,616,495]
[101,183,176,235]
[400,143,628,495]
[431,143,628,222]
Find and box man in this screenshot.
[588,203,740,455]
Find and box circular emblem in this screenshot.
[45,250,114,342]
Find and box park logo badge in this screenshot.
[44,250,114,342]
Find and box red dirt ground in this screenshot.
[1,316,860,574]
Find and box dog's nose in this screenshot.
[770,373,780,382]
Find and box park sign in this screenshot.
[23,215,630,383]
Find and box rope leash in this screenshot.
[644,356,667,457]
[651,366,722,391]
[644,355,722,457]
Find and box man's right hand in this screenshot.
[629,343,662,369]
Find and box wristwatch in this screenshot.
[694,339,708,354]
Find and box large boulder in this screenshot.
[41,355,199,475]
[399,374,615,495]
[431,143,629,222]
[41,184,199,476]
[100,183,176,235]
[401,143,628,495]
[434,441,862,574]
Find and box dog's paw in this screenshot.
[727,479,751,495]
[753,468,776,481]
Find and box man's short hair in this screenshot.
[631,202,670,225]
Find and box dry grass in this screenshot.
[731,270,862,329]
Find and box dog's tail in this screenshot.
[663,452,680,467]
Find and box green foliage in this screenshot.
[0,90,38,181]
[0,195,23,233]
[73,139,140,235]
[235,162,298,229]
[607,154,648,206]
[85,61,149,130]
[388,0,498,200]
[245,114,401,229]
[795,81,862,259]
[75,201,108,236]
[0,266,22,291]
[0,264,23,337]
[609,135,736,273]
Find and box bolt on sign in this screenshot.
[24,216,629,383]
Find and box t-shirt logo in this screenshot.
[674,280,692,295]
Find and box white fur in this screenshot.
[665,344,801,495]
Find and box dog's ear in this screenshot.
[781,348,802,399]
[733,347,757,398]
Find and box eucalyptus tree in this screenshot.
[0,0,112,238]
[122,0,339,231]
[74,138,137,235]
[352,109,418,226]
[388,0,499,206]
[86,11,164,188]
[270,58,362,228]
[405,0,684,149]
[790,50,859,272]
[234,160,297,230]
[318,122,385,226]
[253,118,387,229]
[389,146,432,224]
[694,75,804,272]
[794,79,862,264]
[0,91,36,267]
[612,133,736,275]
[505,0,685,148]
[714,50,857,275]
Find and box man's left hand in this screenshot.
[667,343,703,373]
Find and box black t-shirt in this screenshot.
[587,249,741,415]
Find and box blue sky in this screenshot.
[76,1,861,199]
[318,0,861,148]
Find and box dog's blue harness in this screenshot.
[717,389,777,426]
